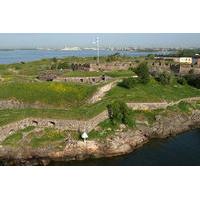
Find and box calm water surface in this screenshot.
[50,129,200,166]
[0,49,168,64]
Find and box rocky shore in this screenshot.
[0,110,200,165]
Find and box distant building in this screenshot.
[173,57,192,64]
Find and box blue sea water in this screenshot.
[50,129,200,166]
[0,49,167,64]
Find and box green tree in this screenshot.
[107,100,133,126]
[135,62,150,84]
[155,72,171,85]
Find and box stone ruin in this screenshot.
[90,62,133,71]
[71,63,90,71]
[37,71,57,81]
[54,75,112,84]
[170,64,200,75]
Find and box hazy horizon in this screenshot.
[0,33,200,49]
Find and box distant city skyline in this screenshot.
[0,33,200,49]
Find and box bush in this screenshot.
[134,62,150,84]
[106,53,121,62]
[185,75,200,89]
[57,62,70,69]
[107,100,133,127]
[177,76,187,85]
[155,72,171,85]
[52,57,57,63]
[189,69,194,74]
[118,77,136,89]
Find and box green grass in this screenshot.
[0,55,136,77]
[0,82,97,107]
[0,102,108,126]
[105,78,200,103]
[105,70,135,78]
[88,119,118,140]
[62,69,134,78]
[1,126,35,146]
[63,71,104,77]
[0,78,200,127]
[2,132,23,146]
[30,128,66,148]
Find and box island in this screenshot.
[0,51,200,165]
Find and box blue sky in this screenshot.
[0,33,200,48]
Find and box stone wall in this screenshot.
[90,62,132,71]
[54,76,112,84]
[127,102,168,110]
[0,99,59,110]
[1,98,200,142]
[0,110,109,142]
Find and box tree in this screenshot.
[155,72,171,85]
[107,100,133,126]
[52,57,57,63]
[184,74,200,89]
[134,62,150,84]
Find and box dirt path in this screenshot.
[88,80,120,104]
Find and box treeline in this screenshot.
[176,49,200,57]
[118,62,200,89]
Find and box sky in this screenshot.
[0,33,200,49]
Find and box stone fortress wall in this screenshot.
[1,97,200,142]
[53,75,112,84]
[0,111,108,142]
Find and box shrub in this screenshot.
[107,100,133,127]
[118,77,136,89]
[134,62,150,84]
[106,53,121,62]
[185,75,200,89]
[52,57,57,63]
[189,69,194,74]
[147,54,154,59]
[155,72,171,85]
[177,76,187,85]
[57,62,70,69]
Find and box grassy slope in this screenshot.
[0,79,200,126]
[0,82,97,107]
[105,79,200,102]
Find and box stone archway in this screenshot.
[48,121,55,127]
[9,129,15,135]
[32,120,39,126]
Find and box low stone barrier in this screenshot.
[1,97,200,142]
[54,76,112,84]
[0,110,109,142]
[127,102,168,110]
[0,99,53,110]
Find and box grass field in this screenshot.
[0,55,136,76]
[0,56,200,127]
[0,78,200,126]
[30,128,66,148]
[105,78,200,103]
[2,126,35,146]
[0,82,97,107]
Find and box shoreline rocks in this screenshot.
[0,110,200,165]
